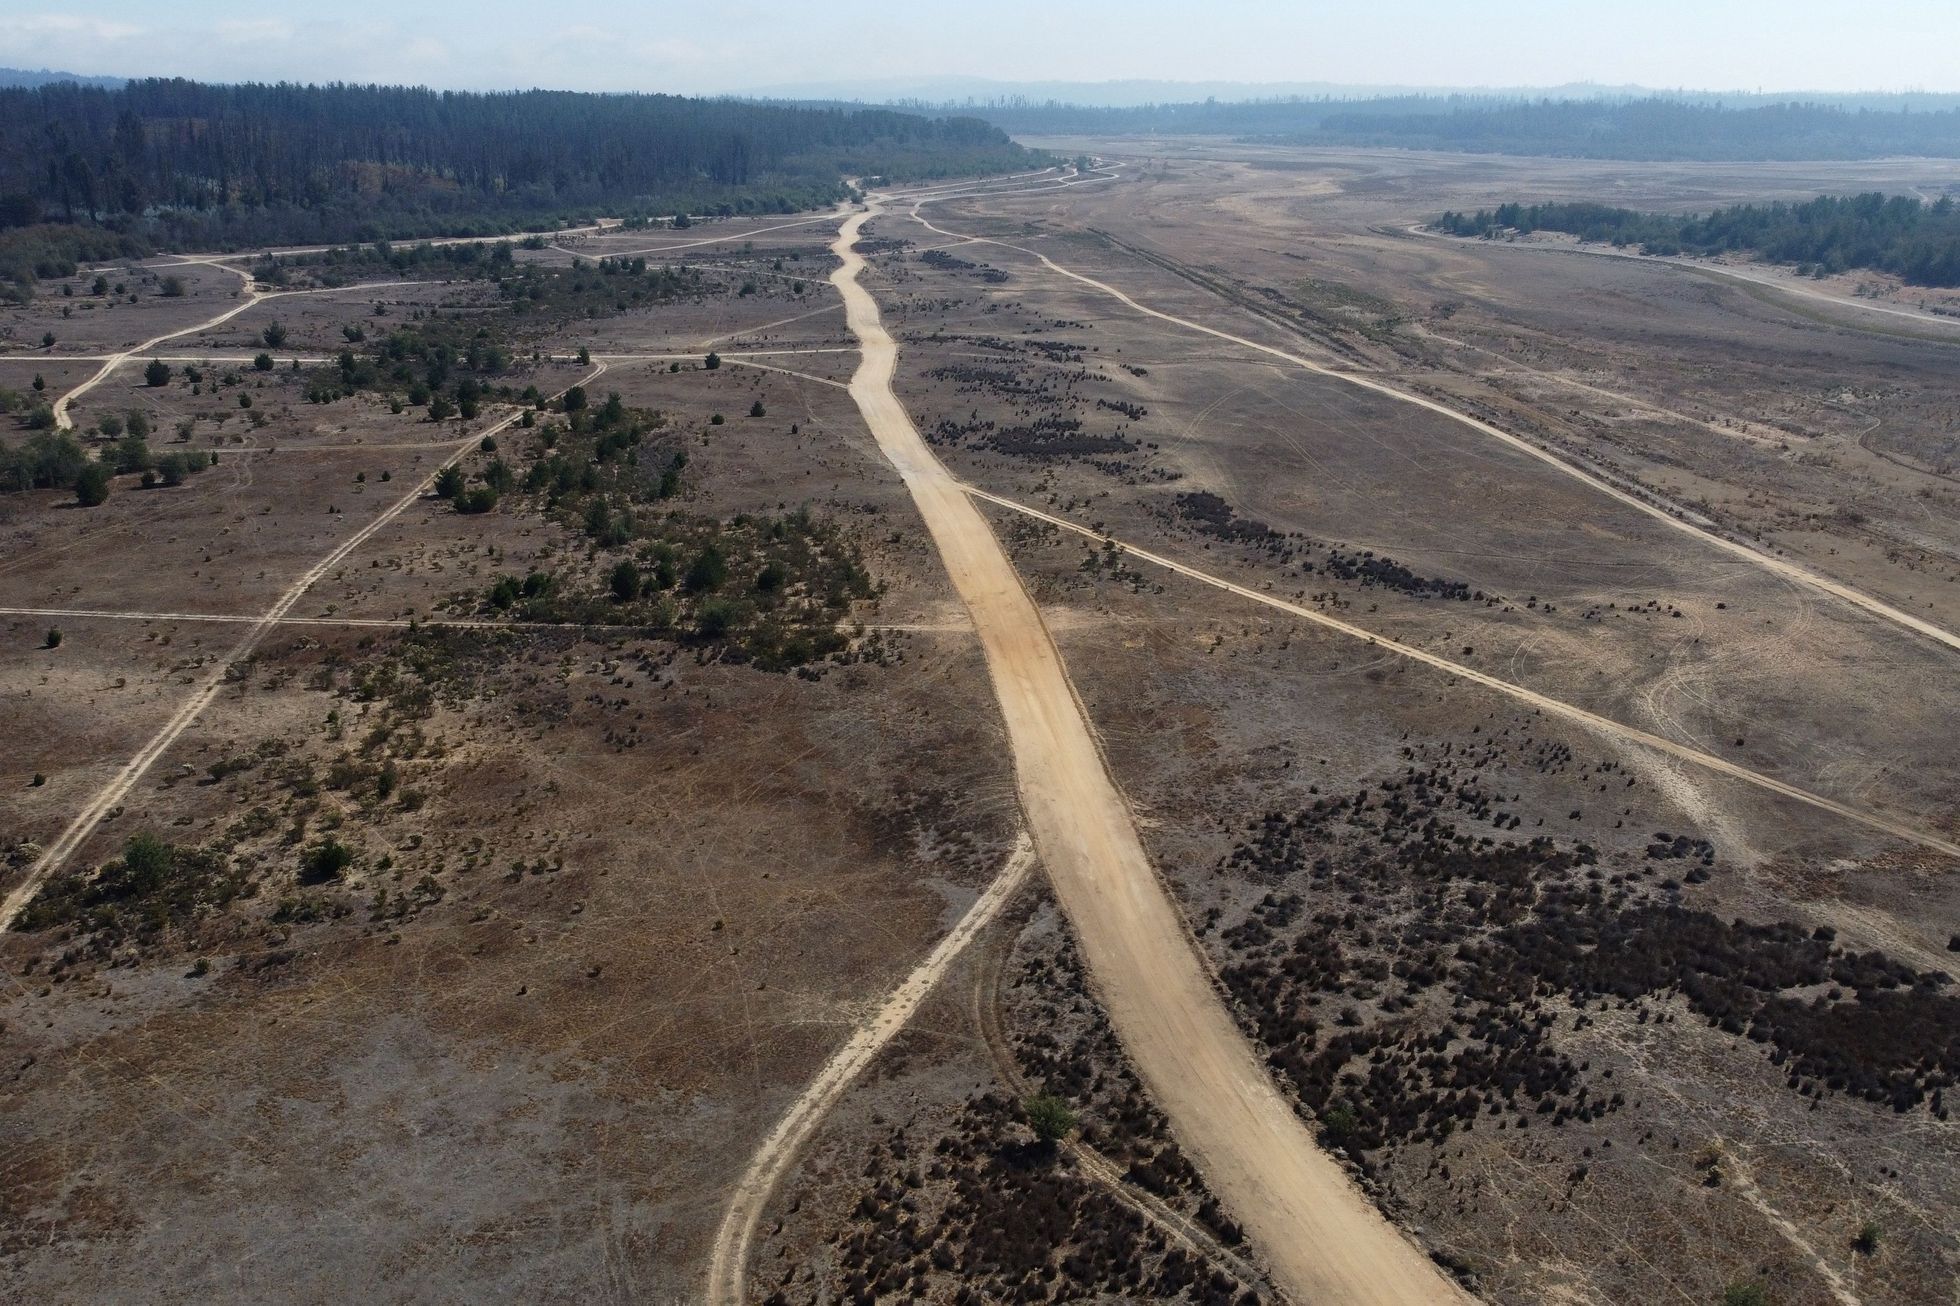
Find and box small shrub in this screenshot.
[299,838,353,885]
[684,545,727,592]
[73,462,111,507]
[1023,1093,1077,1144]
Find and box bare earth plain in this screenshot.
[1,144,1957,1305]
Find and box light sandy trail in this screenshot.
[961,482,1960,861]
[586,348,857,362]
[596,210,854,259]
[1721,1145,1864,1306]
[154,219,622,266]
[51,277,267,430]
[706,835,1036,1305]
[0,606,578,631]
[826,202,1468,1304]
[720,358,848,391]
[0,354,330,365]
[0,365,605,930]
[48,277,383,432]
[701,301,844,348]
[904,203,1960,657]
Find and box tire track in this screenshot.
[706,836,1036,1304]
[960,481,1960,860]
[905,199,1960,656]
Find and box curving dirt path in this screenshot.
[906,200,1960,657]
[48,265,362,432]
[51,279,268,429]
[706,836,1037,1305]
[826,200,1468,1304]
[960,483,1960,861]
[0,364,606,930]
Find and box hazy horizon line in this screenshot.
[6,67,1959,102]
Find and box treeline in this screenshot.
[0,78,1034,272]
[963,94,1960,162]
[1436,192,1960,286]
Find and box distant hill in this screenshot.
[913,93,1960,163]
[0,66,125,90]
[749,77,1661,109]
[746,77,1960,116]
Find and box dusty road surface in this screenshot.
[828,199,1468,1304]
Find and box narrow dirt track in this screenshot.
[962,483,1960,860]
[828,200,1468,1305]
[906,200,1960,657]
[51,275,268,429]
[706,836,1037,1305]
[49,269,363,431]
[0,365,606,930]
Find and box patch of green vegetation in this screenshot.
[0,430,89,492]
[500,255,712,321]
[479,396,876,670]
[1023,1093,1078,1145]
[1439,193,1960,286]
[260,237,518,287]
[0,223,150,303]
[13,833,249,943]
[302,319,514,416]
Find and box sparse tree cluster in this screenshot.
[1438,192,1960,286]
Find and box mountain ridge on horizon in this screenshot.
[5,67,1957,111]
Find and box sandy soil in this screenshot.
[824,195,1466,1304]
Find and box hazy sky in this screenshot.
[5,0,1957,95]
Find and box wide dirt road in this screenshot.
[829,201,1465,1303]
